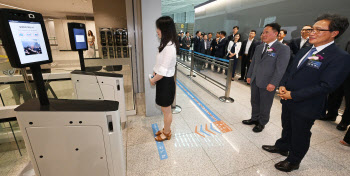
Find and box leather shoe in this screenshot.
[262,145,288,156]
[253,124,265,132]
[274,161,299,172]
[238,77,244,80]
[242,119,259,125]
[336,122,349,131]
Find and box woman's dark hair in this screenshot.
[88,30,94,36]
[156,16,179,53]
[315,13,349,39]
[233,33,241,42]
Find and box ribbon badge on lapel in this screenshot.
[267,47,276,57]
[307,54,324,69]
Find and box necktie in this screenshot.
[261,44,269,58]
[298,47,317,68]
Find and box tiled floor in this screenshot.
[125,65,350,176]
[2,64,350,175]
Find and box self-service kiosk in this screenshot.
[0,9,125,176]
[68,23,127,127]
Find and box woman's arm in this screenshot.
[235,42,242,57]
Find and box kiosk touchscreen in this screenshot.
[67,23,88,51]
[0,9,52,68]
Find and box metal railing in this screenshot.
[177,48,234,103]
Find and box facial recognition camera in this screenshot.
[0,9,52,68]
[68,22,88,51]
[28,14,35,18]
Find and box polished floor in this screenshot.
[125,65,350,176]
[2,64,350,176]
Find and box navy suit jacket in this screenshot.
[289,38,312,55]
[280,43,350,119]
[194,36,201,52]
[215,38,227,58]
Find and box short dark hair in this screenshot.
[196,31,201,35]
[315,13,349,39]
[265,23,281,34]
[208,32,212,35]
[186,31,189,34]
[250,30,256,34]
[233,26,239,30]
[216,31,221,34]
[280,29,287,35]
[220,31,226,36]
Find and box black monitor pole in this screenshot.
[30,65,50,106]
[78,50,86,71]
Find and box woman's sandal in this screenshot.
[340,140,350,147]
[155,128,164,136]
[155,131,172,142]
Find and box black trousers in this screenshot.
[275,102,315,164]
[240,54,251,79]
[344,128,350,144]
[327,75,350,124]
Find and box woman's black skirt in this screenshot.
[156,76,175,107]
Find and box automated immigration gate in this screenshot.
[0,9,125,176]
[68,23,127,128]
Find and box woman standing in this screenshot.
[226,33,242,81]
[150,16,179,141]
[87,30,95,57]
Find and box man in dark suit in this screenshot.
[182,32,191,50]
[194,31,203,70]
[215,31,227,58]
[321,42,350,131]
[194,31,201,52]
[245,23,290,132]
[182,32,191,61]
[238,30,259,82]
[179,32,184,48]
[200,34,210,55]
[227,26,239,41]
[289,25,313,56]
[210,32,220,56]
[262,14,350,172]
[278,29,289,46]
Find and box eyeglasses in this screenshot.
[310,28,333,34]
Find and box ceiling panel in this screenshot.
[161,0,208,15]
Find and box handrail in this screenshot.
[177,48,234,103]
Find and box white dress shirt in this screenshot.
[279,39,284,43]
[153,42,177,77]
[297,41,334,67]
[300,37,309,48]
[204,40,207,50]
[245,38,254,54]
[227,41,242,58]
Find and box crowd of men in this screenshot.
[177,13,350,172]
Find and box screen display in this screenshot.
[8,20,49,64]
[73,28,87,50]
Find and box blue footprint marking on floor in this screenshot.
[152,123,168,160]
[200,125,211,136]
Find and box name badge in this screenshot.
[268,52,276,57]
[306,60,322,69]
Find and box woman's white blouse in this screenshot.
[153,42,176,77]
[227,41,242,58]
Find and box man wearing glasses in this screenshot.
[262,14,350,172]
[289,25,313,56]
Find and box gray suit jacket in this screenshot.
[247,41,290,88]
